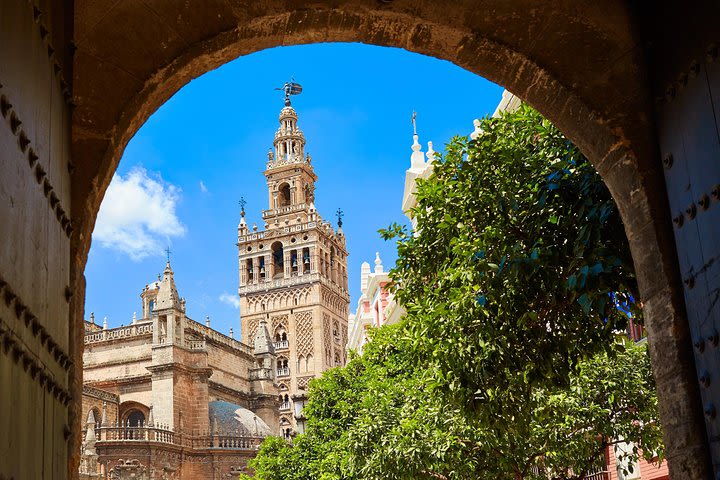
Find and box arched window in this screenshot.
[297,355,305,372]
[271,242,284,278]
[126,409,145,427]
[278,183,291,207]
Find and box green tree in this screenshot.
[243,106,662,479]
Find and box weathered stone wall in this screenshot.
[0,0,74,478]
[81,389,119,427]
[205,342,252,393]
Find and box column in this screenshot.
[253,257,260,285]
[284,250,292,278]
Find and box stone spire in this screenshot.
[80,410,99,476]
[254,317,275,355]
[155,260,181,311]
[374,252,384,274]
[101,402,108,427]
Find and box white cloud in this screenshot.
[219,292,240,309]
[199,181,208,193]
[94,167,186,261]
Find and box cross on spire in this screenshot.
[165,246,171,263]
[336,208,344,228]
[239,197,246,217]
[411,110,417,135]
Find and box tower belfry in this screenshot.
[236,86,350,434]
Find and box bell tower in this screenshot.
[237,84,350,434]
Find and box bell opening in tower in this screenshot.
[271,241,284,278]
[278,183,291,207]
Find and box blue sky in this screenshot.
[84,42,503,341]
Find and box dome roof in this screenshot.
[208,401,272,436]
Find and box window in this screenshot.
[125,409,145,427]
[271,242,284,278]
[278,183,291,207]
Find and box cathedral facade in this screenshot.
[79,261,279,479]
[237,96,351,435]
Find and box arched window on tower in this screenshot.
[271,242,284,278]
[302,247,310,274]
[278,183,291,207]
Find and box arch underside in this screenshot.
[68,1,707,478]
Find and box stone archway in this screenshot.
[68,3,706,477]
[1,1,718,478]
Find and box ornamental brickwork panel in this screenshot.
[295,311,314,357]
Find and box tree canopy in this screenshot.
[242,106,662,480]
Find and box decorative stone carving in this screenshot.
[295,311,314,357]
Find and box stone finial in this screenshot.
[426,141,437,163]
[205,315,210,327]
[83,410,98,457]
[470,118,483,140]
[253,317,275,356]
[103,316,108,330]
[90,312,95,324]
[132,311,137,324]
[147,407,154,427]
[229,327,234,339]
[101,402,108,427]
[155,259,182,311]
[360,261,371,293]
[374,252,383,274]
[410,134,425,169]
[87,409,96,427]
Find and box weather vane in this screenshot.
[275,77,303,106]
[165,246,171,263]
[411,110,417,135]
[336,208,344,228]
[239,196,246,217]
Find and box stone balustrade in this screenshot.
[185,339,206,351]
[185,318,252,355]
[249,367,273,381]
[274,340,289,350]
[84,323,153,344]
[92,424,262,451]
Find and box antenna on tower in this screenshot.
[275,78,303,106]
[411,110,418,135]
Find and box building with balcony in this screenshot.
[236,93,351,435]
[79,259,279,479]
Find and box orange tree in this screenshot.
[242,106,662,479]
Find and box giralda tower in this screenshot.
[236,84,350,434]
